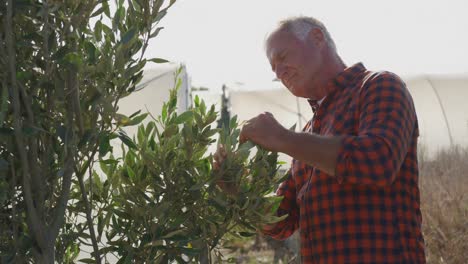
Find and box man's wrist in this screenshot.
[277,127,295,154]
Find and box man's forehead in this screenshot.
[267,45,284,61]
[266,31,291,59]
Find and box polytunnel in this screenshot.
[405,75,468,156]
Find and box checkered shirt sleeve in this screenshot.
[262,168,300,240]
[335,72,417,186]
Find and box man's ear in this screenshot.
[308,28,325,47]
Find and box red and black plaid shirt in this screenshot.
[264,63,425,263]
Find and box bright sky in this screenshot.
[144,0,468,90]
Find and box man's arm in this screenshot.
[279,132,343,176]
[240,72,417,187]
[333,72,417,186]
[239,112,342,176]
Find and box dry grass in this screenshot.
[419,146,468,264]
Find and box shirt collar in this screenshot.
[307,63,366,113]
[332,62,366,89]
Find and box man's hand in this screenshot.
[239,112,288,152]
[212,144,227,171]
[212,144,238,195]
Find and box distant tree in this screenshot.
[217,84,230,129]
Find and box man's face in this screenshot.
[266,29,324,99]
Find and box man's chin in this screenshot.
[289,87,308,98]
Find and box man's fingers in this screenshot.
[239,133,248,144]
[219,144,226,156]
[213,144,227,170]
[213,156,220,170]
[239,122,251,144]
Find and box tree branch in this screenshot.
[6,0,45,247]
[74,140,102,263]
[42,1,57,199]
[77,159,102,263]
[50,70,76,240]
[17,82,44,215]
[9,156,19,262]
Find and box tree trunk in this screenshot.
[199,245,210,264]
[34,241,55,264]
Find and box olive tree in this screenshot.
[0,0,175,262]
[88,86,287,263]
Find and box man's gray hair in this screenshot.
[272,16,337,51]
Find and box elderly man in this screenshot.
[238,17,426,263]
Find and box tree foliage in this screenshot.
[1,0,287,263]
[85,85,287,263]
[0,0,175,262]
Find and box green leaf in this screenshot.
[102,1,111,17]
[115,113,130,126]
[237,141,254,157]
[208,196,228,214]
[85,42,97,64]
[149,27,164,38]
[154,9,167,23]
[90,175,103,199]
[163,124,178,137]
[91,6,105,17]
[99,133,111,157]
[173,111,193,124]
[100,159,118,165]
[238,231,256,237]
[94,20,103,41]
[229,115,238,130]
[148,58,169,64]
[101,23,115,43]
[16,70,33,81]
[113,5,124,31]
[118,131,137,149]
[199,100,206,115]
[161,104,168,122]
[124,61,145,79]
[78,258,96,263]
[121,27,137,45]
[202,127,219,138]
[125,113,148,126]
[193,112,204,127]
[126,166,136,180]
[161,229,185,239]
[128,110,142,119]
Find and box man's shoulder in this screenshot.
[361,69,405,86]
[356,69,407,95]
[355,69,415,106]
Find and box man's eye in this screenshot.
[279,52,287,61]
